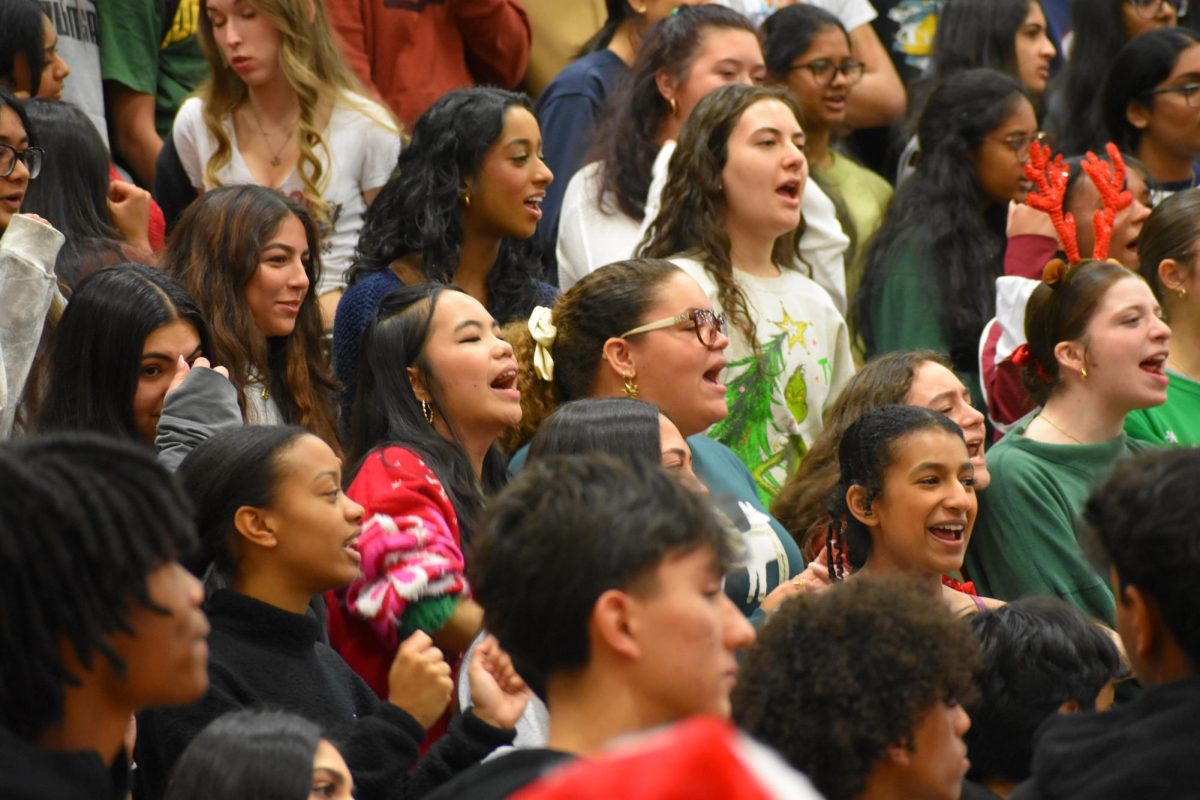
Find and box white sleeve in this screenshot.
[637,141,676,246]
[351,100,401,191]
[807,0,878,30]
[798,181,850,315]
[556,168,592,291]
[171,97,209,191]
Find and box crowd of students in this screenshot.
[3,0,1200,798]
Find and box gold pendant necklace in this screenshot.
[1037,412,1082,444]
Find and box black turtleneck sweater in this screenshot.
[134,590,514,800]
[0,724,129,800]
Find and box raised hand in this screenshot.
[386,630,453,729]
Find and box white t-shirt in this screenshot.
[556,159,649,290]
[45,0,107,144]
[172,93,400,295]
[717,0,877,28]
[671,255,854,504]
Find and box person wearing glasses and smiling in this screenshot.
[763,4,892,316]
[1105,26,1200,204]
[506,258,806,619]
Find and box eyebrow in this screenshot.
[142,345,202,362]
[312,768,346,786]
[311,470,339,485]
[505,138,540,149]
[926,390,957,406]
[453,319,487,333]
[663,447,689,461]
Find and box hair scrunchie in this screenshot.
[528,306,558,381]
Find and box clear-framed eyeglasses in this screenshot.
[788,58,866,86]
[620,308,728,350]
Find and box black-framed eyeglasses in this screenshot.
[1142,81,1200,107]
[0,144,43,179]
[989,130,1049,159]
[620,308,727,350]
[788,58,865,86]
[1126,0,1187,19]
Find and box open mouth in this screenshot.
[343,531,361,563]
[965,438,983,460]
[491,368,519,394]
[1140,353,1167,376]
[928,522,967,544]
[1125,236,1139,255]
[523,195,544,218]
[2,191,23,208]
[702,361,726,389]
[776,180,801,203]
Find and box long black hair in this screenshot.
[164,710,323,800]
[591,4,757,222]
[350,283,507,544]
[34,264,211,442]
[920,0,1032,106]
[347,87,545,326]
[1103,27,1200,155]
[1047,0,1135,155]
[21,100,127,290]
[578,0,635,55]
[826,405,964,576]
[855,68,1028,372]
[0,432,197,740]
[0,0,45,96]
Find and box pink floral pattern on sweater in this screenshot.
[342,446,466,648]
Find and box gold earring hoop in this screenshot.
[623,375,640,398]
[460,192,471,208]
[1080,366,1088,381]
[668,97,678,116]
[421,400,434,424]
[1180,287,1189,300]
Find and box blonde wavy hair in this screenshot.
[195,0,396,227]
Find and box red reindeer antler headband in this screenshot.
[1023,141,1132,270]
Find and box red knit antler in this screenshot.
[1080,143,1133,261]
[1023,140,1081,264]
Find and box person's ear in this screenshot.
[233,505,279,550]
[655,68,677,108]
[1158,258,1190,296]
[1056,698,1082,713]
[1121,582,1158,665]
[1053,339,1086,378]
[884,736,914,768]
[601,336,637,382]
[846,484,878,528]
[407,365,431,404]
[1126,100,1151,132]
[591,589,641,661]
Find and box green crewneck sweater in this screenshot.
[1125,371,1200,445]
[964,419,1152,625]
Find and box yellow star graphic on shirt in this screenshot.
[774,307,810,351]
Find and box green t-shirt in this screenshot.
[1125,371,1200,445]
[99,0,209,138]
[964,419,1153,625]
[814,152,892,311]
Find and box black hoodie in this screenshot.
[1011,676,1200,800]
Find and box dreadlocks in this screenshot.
[0,432,197,740]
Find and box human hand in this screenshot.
[1007,199,1057,239]
[759,559,833,614]
[468,635,531,730]
[165,356,230,398]
[16,212,52,227]
[107,179,152,250]
[386,630,453,729]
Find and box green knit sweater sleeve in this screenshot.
[868,240,950,358]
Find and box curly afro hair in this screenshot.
[732,577,981,800]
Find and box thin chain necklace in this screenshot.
[1037,412,1082,444]
[246,106,297,167]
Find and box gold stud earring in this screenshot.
[421,399,434,424]
[623,374,640,398]
[1080,366,1088,381]
[1180,287,1189,300]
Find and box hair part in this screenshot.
[640,83,807,348]
[347,87,544,325]
[827,405,964,574]
[761,4,847,78]
[0,433,197,739]
[591,4,758,222]
[161,185,340,450]
[34,264,210,442]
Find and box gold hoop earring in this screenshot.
[421,400,434,424]
[623,375,639,398]
[1180,288,1189,300]
[1080,366,1088,381]
[668,97,678,116]
[460,192,471,208]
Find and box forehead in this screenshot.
[1165,43,1200,81]
[428,290,492,333]
[797,25,851,58]
[732,98,802,136]
[885,427,968,471]
[279,433,339,477]
[495,105,539,145]
[265,214,309,247]
[643,271,711,317]
[693,26,763,64]
[906,361,962,403]
[0,106,28,144]
[1093,274,1155,313]
[989,97,1037,134]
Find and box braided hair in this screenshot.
[0,433,196,740]
[825,405,963,580]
